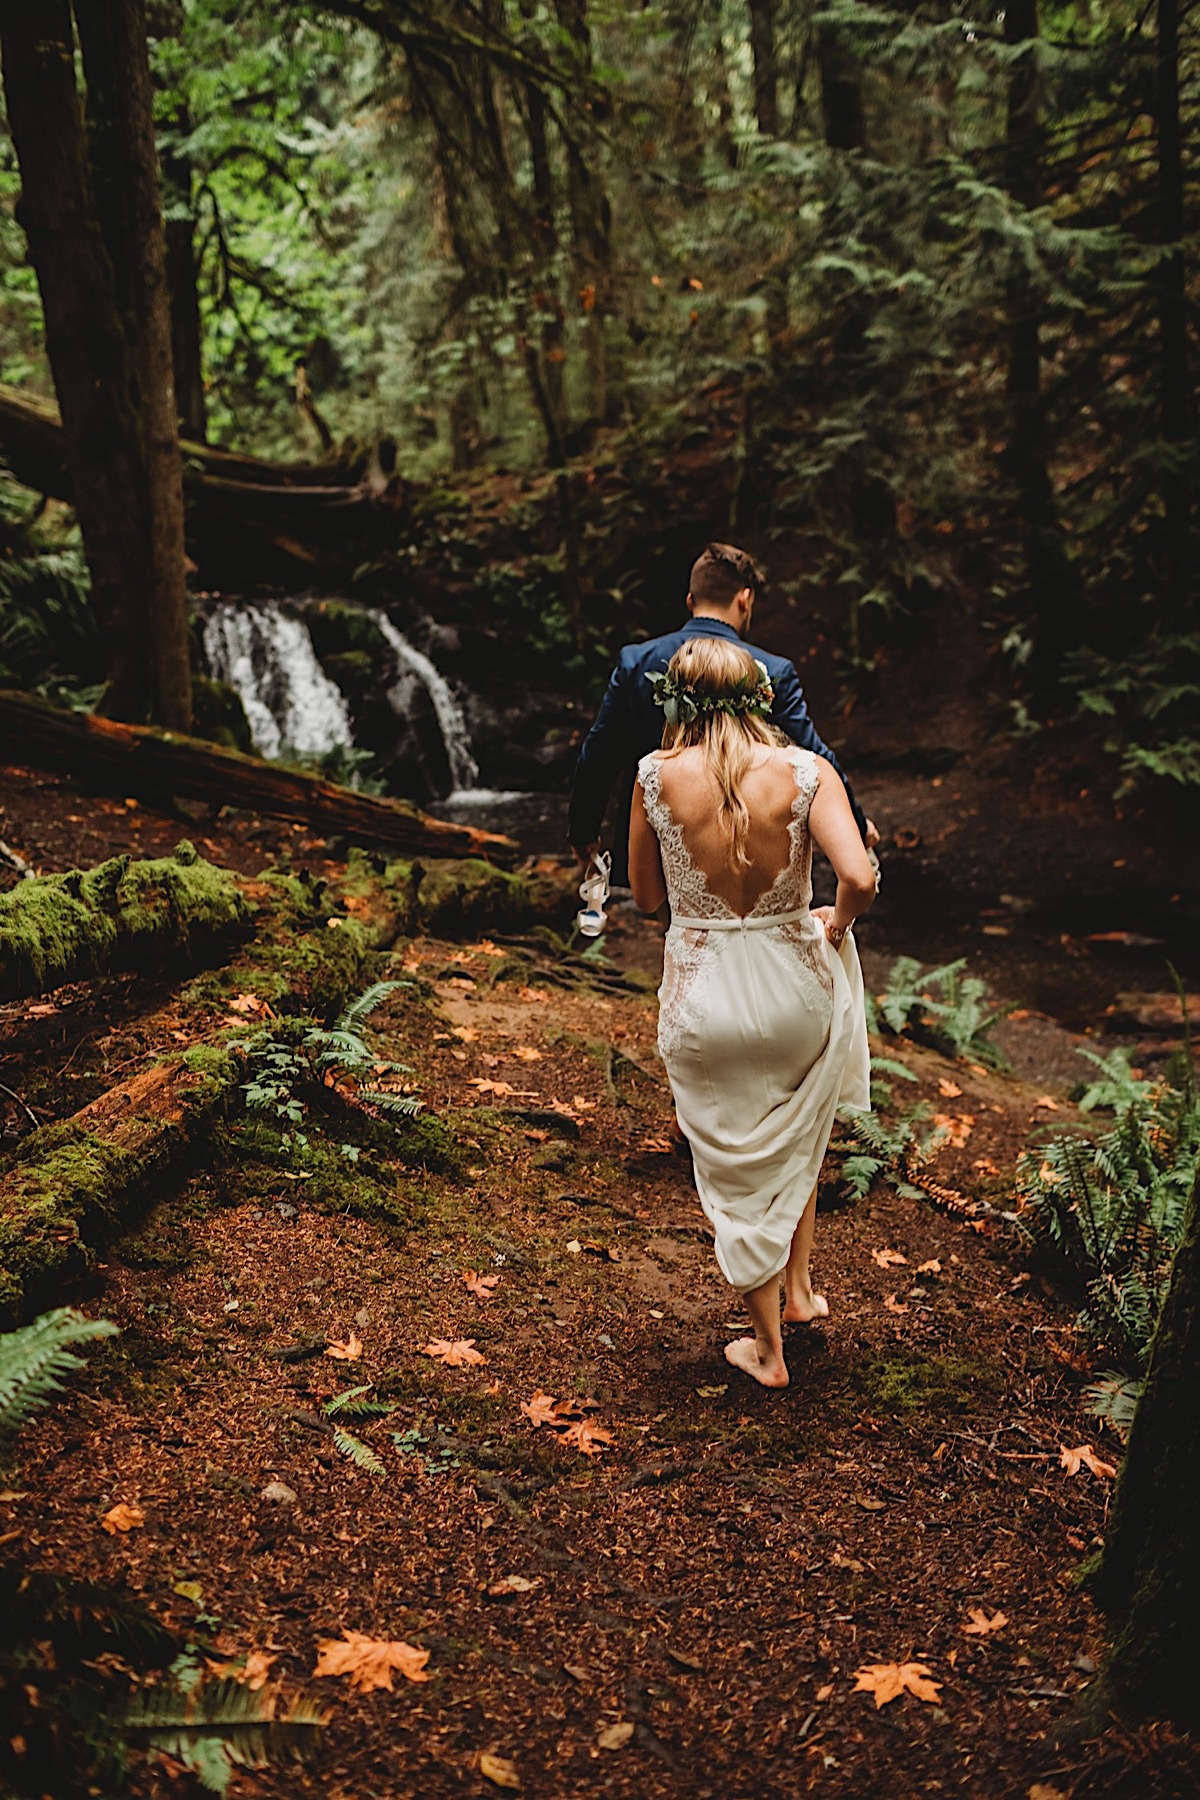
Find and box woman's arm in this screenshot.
[628,770,667,914]
[807,761,877,944]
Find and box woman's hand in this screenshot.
[812,905,850,948]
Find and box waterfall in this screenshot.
[370,611,481,795]
[202,601,354,762]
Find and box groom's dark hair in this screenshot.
[689,542,763,608]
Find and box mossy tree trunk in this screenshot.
[1094,1169,1200,1729]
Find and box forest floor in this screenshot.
[2,765,1199,1800]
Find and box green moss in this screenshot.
[856,1349,1004,1417]
[190,674,253,753]
[0,1125,140,1315]
[0,845,247,1001]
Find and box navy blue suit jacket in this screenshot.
[568,616,867,883]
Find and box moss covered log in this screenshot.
[0,842,248,1000]
[0,1050,238,1322]
[1092,1170,1200,1730]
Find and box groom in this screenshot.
[569,542,876,881]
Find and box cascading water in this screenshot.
[369,610,482,797]
[202,601,354,762]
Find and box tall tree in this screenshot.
[1153,0,1192,622]
[75,0,192,732]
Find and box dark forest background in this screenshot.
[0,0,1196,797]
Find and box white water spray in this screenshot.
[201,601,354,761]
[369,610,481,795]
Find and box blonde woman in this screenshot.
[629,638,876,1388]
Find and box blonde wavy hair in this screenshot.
[659,637,788,869]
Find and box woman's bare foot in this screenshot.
[724,1336,789,1388]
[783,1290,829,1325]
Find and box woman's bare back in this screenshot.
[650,745,804,916]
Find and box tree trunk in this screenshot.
[153,0,207,444]
[74,0,193,733]
[748,0,780,137]
[0,688,518,864]
[1154,0,1192,623]
[553,0,614,432]
[1094,1168,1200,1728]
[1001,0,1074,684]
[0,0,155,722]
[817,18,865,151]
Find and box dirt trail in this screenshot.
[2,769,1197,1798]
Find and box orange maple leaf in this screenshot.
[1060,1443,1117,1480]
[937,1078,963,1098]
[521,1389,568,1427]
[466,1079,536,1099]
[932,1113,975,1148]
[884,1294,909,1315]
[421,1338,486,1367]
[517,986,551,1004]
[852,1661,943,1708]
[227,992,266,1015]
[205,1650,276,1690]
[101,1502,144,1534]
[313,1630,430,1691]
[464,1269,500,1300]
[962,1608,1008,1637]
[871,1248,908,1268]
[512,1046,543,1062]
[560,1419,616,1456]
[916,1259,942,1275]
[325,1333,363,1362]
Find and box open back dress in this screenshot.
[637,745,870,1293]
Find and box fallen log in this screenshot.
[0,689,518,865]
[0,843,248,1001]
[0,382,408,581]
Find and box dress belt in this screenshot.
[669,905,812,933]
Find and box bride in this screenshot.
[628,637,876,1388]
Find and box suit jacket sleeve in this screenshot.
[771,662,869,841]
[568,661,629,849]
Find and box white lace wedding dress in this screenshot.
[637,747,870,1293]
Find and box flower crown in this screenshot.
[647,660,775,727]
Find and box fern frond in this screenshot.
[335,980,404,1033]
[332,1428,386,1475]
[361,1089,424,1119]
[0,1308,118,1438]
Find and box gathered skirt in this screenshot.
[660,920,870,1293]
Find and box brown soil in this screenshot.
[2,771,1198,1800]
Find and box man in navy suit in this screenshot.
[569,542,876,882]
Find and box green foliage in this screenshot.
[1065,633,1200,793]
[239,978,422,1141]
[836,1095,948,1203]
[1017,1051,1200,1371]
[0,476,97,704]
[123,1679,326,1797]
[0,1306,116,1441]
[871,956,1012,1069]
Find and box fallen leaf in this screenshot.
[173,1580,204,1603]
[664,1645,704,1672]
[513,1046,543,1062]
[635,1133,675,1154]
[937,1079,963,1097]
[871,1248,908,1268]
[932,1112,975,1148]
[479,1752,521,1790]
[1038,1160,1064,1185]
[1034,1094,1061,1111]
[325,1333,363,1362]
[852,1661,943,1708]
[596,1720,635,1750]
[696,1384,727,1398]
[963,1608,1009,1637]
[101,1502,144,1534]
[973,1158,1001,1175]
[521,1390,564,1428]
[1029,1785,1067,1800]
[884,1294,909,1315]
[815,1682,834,1702]
[313,1631,430,1691]
[487,1575,541,1597]
[1060,1443,1117,1480]
[854,1494,886,1512]
[205,1650,276,1690]
[560,1419,616,1456]
[565,1239,582,1255]
[469,939,503,957]
[463,1269,500,1300]
[467,1078,536,1099]
[451,1025,480,1043]
[518,986,550,1004]
[227,992,265,1014]
[421,1338,486,1368]
[916,1259,942,1275]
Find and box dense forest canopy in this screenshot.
[0,0,1196,776]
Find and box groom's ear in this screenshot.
[685,591,696,615]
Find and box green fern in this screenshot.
[331,1427,386,1476]
[874,956,1012,1069]
[323,1383,396,1420]
[239,979,422,1134]
[0,1308,118,1440]
[123,1679,327,1796]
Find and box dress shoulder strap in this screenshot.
[636,753,670,832]
[785,746,821,822]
